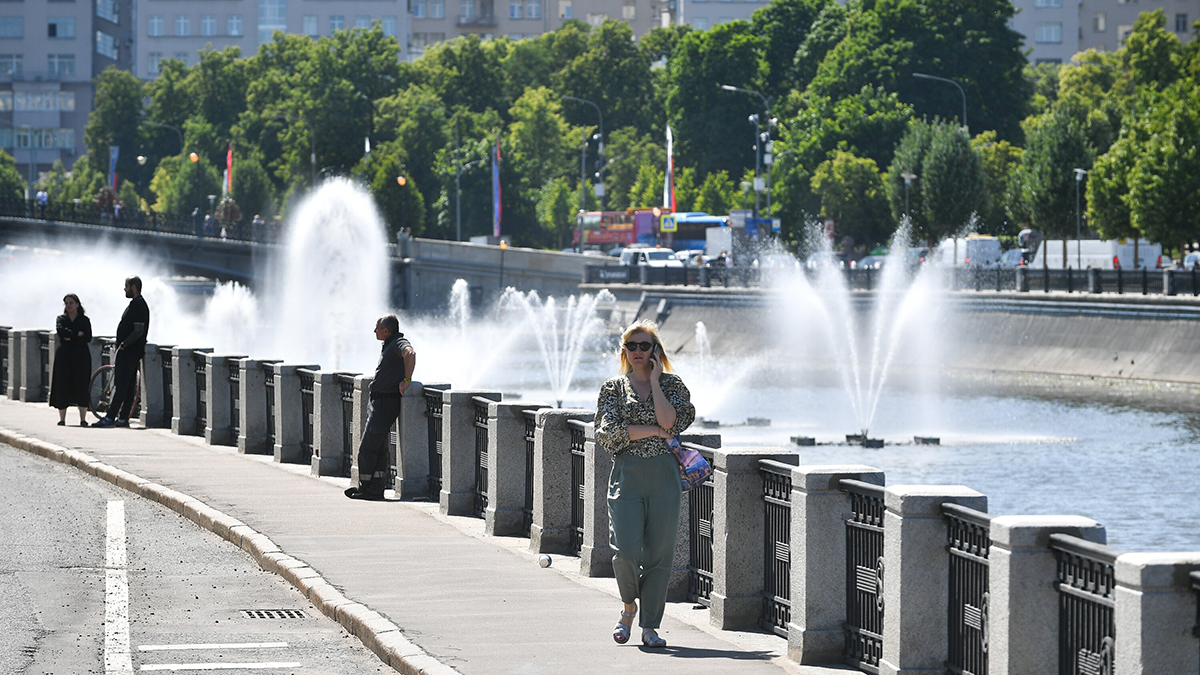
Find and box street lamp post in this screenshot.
[912,73,968,132]
[574,129,600,251]
[563,96,603,252]
[901,172,917,221]
[1074,168,1088,269]
[720,84,772,225]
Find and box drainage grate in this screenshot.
[240,609,308,620]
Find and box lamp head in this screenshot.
[720,84,737,92]
[188,152,199,163]
[137,155,147,166]
[748,114,759,124]
[652,207,661,217]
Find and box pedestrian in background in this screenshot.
[345,314,416,500]
[92,276,150,428]
[50,293,92,426]
[595,319,695,648]
[192,207,203,237]
[36,189,48,219]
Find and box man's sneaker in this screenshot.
[91,418,115,428]
[113,419,130,428]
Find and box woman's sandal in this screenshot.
[641,628,666,648]
[613,610,636,644]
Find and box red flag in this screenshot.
[226,143,234,193]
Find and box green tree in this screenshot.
[371,153,427,237]
[1121,9,1183,90]
[971,131,1023,235]
[750,0,830,102]
[0,150,24,198]
[810,150,891,248]
[536,176,576,248]
[1015,104,1095,260]
[674,166,699,212]
[507,87,576,194]
[1086,123,1142,243]
[694,171,737,215]
[83,67,145,184]
[1127,83,1200,250]
[603,127,666,211]
[554,20,653,135]
[232,155,276,221]
[149,155,222,215]
[921,125,987,239]
[628,164,665,208]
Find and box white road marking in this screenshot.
[139,663,303,671]
[105,501,134,675]
[138,643,290,652]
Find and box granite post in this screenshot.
[139,343,166,428]
[668,433,722,600]
[5,327,19,399]
[171,347,212,436]
[273,363,318,464]
[440,389,502,516]
[579,421,613,576]
[1114,552,1200,675]
[393,381,450,499]
[237,359,279,454]
[204,353,246,446]
[350,375,373,486]
[530,409,593,554]
[485,401,548,537]
[312,371,351,477]
[18,329,42,402]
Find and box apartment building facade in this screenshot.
[1015,0,1198,63]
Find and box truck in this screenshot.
[937,236,1002,267]
[1030,239,1162,270]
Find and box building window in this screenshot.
[175,15,189,36]
[527,0,541,18]
[97,0,119,24]
[173,52,189,65]
[509,32,523,39]
[586,12,606,25]
[149,15,164,37]
[510,0,523,18]
[559,0,572,18]
[228,15,243,36]
[0,92,9,110]
[356,16,371,28]
[303,15,318,35]
[48,17,75,38]
[259,0,286,43]
[11,91,77,111]
[1035,0,1062,7]
[148,52,162,75]
[460,1,475,19]
[1035,57,1063,64]
[413,0,426,18]
[692,17,707,28]
[382,16,397,35]
[201,15,216,36]
[0,54,21,75]
[48,53,75,76]
[1118,24,1133,43]
[430,0,445,18]
[1035,22,1062,42]
[96,31,118,59]
[430,32,445,42]
[0,17,22,38]
[411,32,427,50]
[330,15,345,31]
[7,128,76,151]
[622,1,635,19]
[1094,13,1106,32]
[1176,13,1189,32]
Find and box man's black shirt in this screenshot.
[116,295,150,358]
[369,333,412,397]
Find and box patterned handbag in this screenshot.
[667,435,712,491]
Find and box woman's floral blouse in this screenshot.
[595,372,696,457]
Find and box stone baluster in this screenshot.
[439,389,502,516]
[139,343,166,428]
[272,363,318,463]
[236,358,279,454]
[529,409,594,554]
[485,401,548,537]
[170,347,212,435]
[18,328,42,402]
[5,327,20,399]
[312,371,352,477]
[204,353,246,446]
[1114,552,1200,675]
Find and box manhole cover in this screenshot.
[240,609,308,619]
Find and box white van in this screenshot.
[1030,239,1162,270]
[618,247,684,268]
[938,236,1002,267]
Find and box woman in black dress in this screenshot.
[50,294,93,426]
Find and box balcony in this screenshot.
[457,13,498,26]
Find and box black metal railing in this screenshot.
[424,386,446,500]
[1191,571,1200,645]
[761,459,793,636]
[944,503,991,675]
[0,326,9,394]
[194,354,207,433]
[1050,534,1118,675]
[568,419,587,556]
[472,396,491,518]
[840,479,886,673]
[37,330,50,399]
[297,368,315,464]
[338,374,355,479]
[263,363,276,449]
[0,195,269,242]
[159,345,174,425]
[685,445,715,606]
[522,409,537,537]
[100,337,116,367]
[228,361,241,438]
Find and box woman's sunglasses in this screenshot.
[624,341,655,352]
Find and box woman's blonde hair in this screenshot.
[617,320,674,375]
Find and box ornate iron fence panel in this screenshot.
[195,354,208,432]
[159,346,174,424]
[338,374,355,479]
[761,459,793,636]
[840,479,886,673]
[1050,534,1118,675]
[522,409,537,537]
[568,419,586,555]
[424,387,446,500]
[473,396,491,518]
[37,330,50,399]
[0,327,9,393]
[685,445,715,606]
[944,503,991,675]
[297,369,315,464]
[228,361,241,438]
[263,363,276,449]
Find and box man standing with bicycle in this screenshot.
[93,276,150,428]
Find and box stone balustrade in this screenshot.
[8,330,1200,674]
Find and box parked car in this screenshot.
[805,251,844,270]
[675,249,708,265]
[618,247,685,267]
[855,255,886,270]
[1000,249,1029,267]
[753,253,800,269]
[903,248,930,267]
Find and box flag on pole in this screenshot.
[225,143,233,195]
[108,145,120,190]
[663,126,675,212]
[364,136,371,160]
[222,169,229,197]
[492,136,502,237]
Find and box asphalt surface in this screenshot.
[0,441,391,675]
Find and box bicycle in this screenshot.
[88,362,142,421]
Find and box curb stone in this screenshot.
[0,426,462,675]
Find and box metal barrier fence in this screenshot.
[194,353,207,432]
[0,195,265,242]
[159,346,174,426]
[297,368,315,465]
[37,330,49,399]
[521,409,537,537]
[263,363,276,450]
[424,387,445,501]
[473,396,491,518]
[1050,534,1119,675]
[761,459,793,637]
[944,503,991,675]
[1192,571,1200,648]
[840,479,886,673]
[338,374,355,479]
[228,361,241,438]
[0,327,9,393]
[686,444,716,607]
[568,419,587,556]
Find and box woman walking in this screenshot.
[595,320,695,648]
[50,294,93,426]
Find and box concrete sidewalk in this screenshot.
[0,399,850,675]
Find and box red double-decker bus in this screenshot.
[572,209,665,249]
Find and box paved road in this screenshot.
[0,441,390,675]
